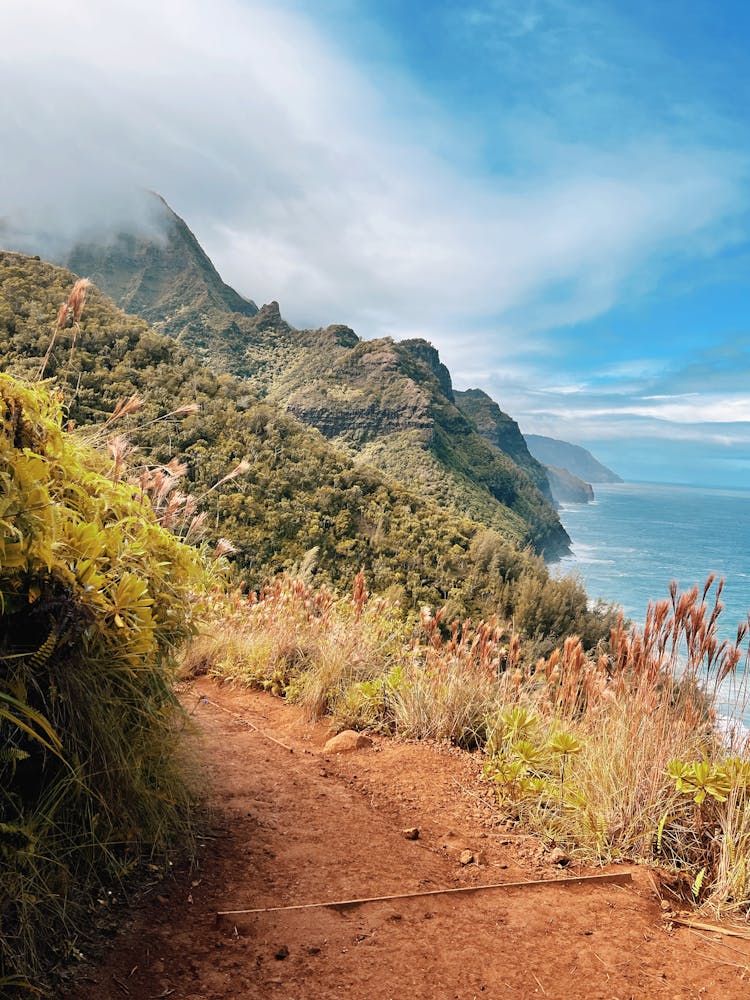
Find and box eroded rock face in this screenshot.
[400,338,455,402]
[323,731,374,754]
[287,400,432,441]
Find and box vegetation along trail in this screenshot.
[65,678,750,1000]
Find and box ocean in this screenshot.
[555,482,750,722]
[556,482,750,629]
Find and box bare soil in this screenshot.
[64,677,750,999]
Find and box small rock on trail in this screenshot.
[324,730,373,753]
[548,847,570,867]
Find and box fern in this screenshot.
[22,620,58,672]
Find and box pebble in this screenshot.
[548,848,570,866]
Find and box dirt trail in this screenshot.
[65,678,750,999]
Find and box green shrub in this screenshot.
[0,374,204,986]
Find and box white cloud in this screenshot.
[0,0,745,347]
[2,0,749,486]
[619,395,750,425]
[596,359,671,381]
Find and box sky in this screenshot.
[2,0,750,487]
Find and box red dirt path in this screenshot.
[64,678,750,999]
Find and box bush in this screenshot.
[0,375,204,987]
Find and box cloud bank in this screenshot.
[1,0,749,484]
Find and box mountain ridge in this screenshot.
[54,195,572,559]
[0,249,617,648]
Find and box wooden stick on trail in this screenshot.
[216,870,634,917]
[200,695,295,753]
[670,916,750,942]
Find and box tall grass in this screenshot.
[183,572,406,720]
[485,576,750,910]
[201,570,750,912]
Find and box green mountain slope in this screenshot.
[0,251,612,645]
[58,198,570,559]
[454,392,594,505]
[255,332,571,558]
[453,388,553,501]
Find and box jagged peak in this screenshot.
[323,323,359,347]
[257,300,281,320]
[398,338,454,402]
[251,300,294,334]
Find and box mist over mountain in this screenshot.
[524,434,622,485]
[61,197,258,372]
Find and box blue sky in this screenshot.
[2,0,750,486]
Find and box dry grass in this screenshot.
[182,573,406,717]
[38,277,90,380]
[484,576,750,910]
[194,570,750,911]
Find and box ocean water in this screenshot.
[556,482,750,628]
[555,482,750,723]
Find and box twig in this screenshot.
[216,870,633,916]
[670,916,750,941]
[532,972,547,995]
[685,942,748,974]
[687,928,750,962]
